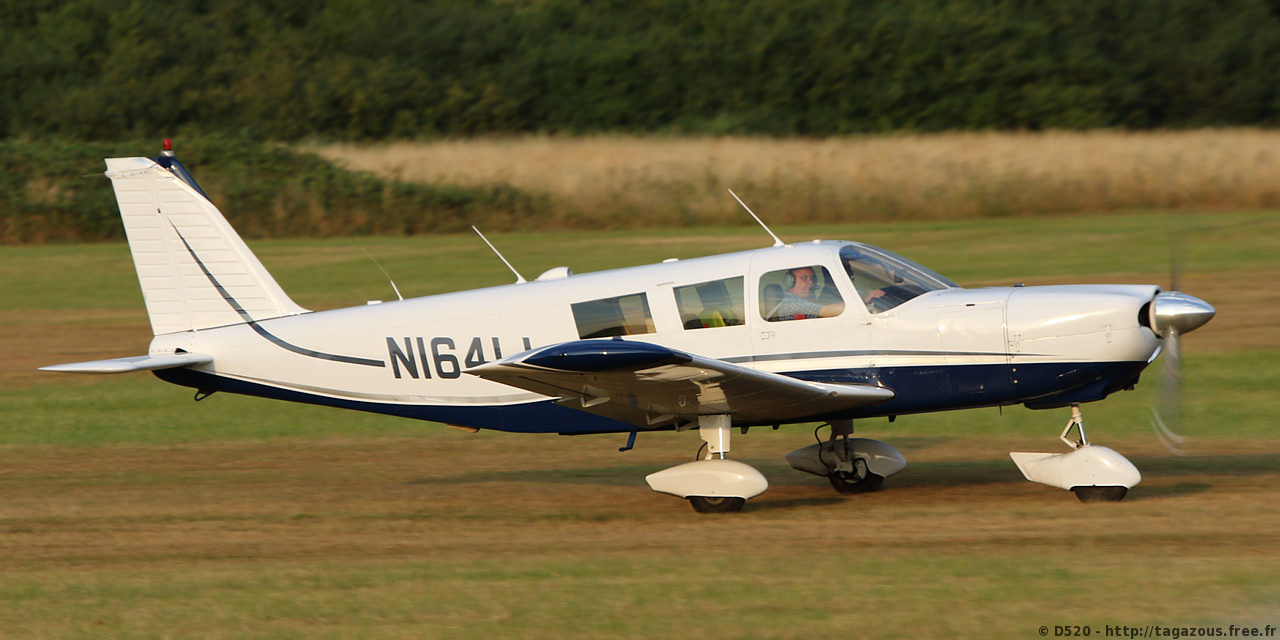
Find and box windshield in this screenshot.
[840,243,958,313]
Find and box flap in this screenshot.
[467,340,893,429]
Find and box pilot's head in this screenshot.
[788,267,816,298]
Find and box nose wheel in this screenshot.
[1010,404,1141,502]
[1072,486,1128,502]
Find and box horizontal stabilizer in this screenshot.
[40,353,213,374]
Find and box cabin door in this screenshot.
[747,252,870,372]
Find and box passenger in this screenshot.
[774,267,843,320]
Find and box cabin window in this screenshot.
[674,277,745,330]
[759,265,845,322]
[572,292,656,339]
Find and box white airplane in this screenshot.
[43,143,1216,513]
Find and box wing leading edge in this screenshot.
[467,340,894,430]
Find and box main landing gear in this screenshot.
[1010,404,1141,502]
[645,415,768,514]
[642,418,905,512]
[785,419,906,494]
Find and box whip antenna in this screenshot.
[361,248,404,301]
[473,226,527,284]
[728,189,784,247]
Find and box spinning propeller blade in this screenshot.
[1151,325,1187,456]
[1150,234,1205,456]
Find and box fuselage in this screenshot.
[149,240,1165,434]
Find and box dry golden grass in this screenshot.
[313,130,1280,226]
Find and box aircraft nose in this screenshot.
[1150,292,1215,337]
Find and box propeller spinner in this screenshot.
[1149,291,1216,337]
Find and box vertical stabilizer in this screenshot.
[105,155,309,335]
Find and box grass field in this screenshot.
[2,212,1278,638]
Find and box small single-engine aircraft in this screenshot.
[44,143,1216,513]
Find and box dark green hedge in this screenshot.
[3,0,1280,140]
[0,136,543,243]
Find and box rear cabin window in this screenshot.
[759,265,845,322]
[572,292,656,339]
[674,277,745,330]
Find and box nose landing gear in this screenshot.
[1010,404,1141,502]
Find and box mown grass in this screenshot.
[1,212,1277,638]
[2,551,1275,639]
[1,433,1276,639]
[10,210,1272,307]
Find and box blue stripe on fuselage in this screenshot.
[155,359,1147,435]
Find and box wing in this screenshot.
[40,353,213,374]
[467,339,894,430]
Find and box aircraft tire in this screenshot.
[688,496,746,513]
[827,471,884,494]
[1072,486,1128,502]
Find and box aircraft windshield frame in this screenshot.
[839,243,958,313]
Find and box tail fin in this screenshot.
[105,151,308,336]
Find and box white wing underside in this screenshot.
[468,340,895,430]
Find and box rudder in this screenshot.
[105,154,308,335]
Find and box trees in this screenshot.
[3,0,1279,140]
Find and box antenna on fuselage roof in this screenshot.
[728,189,785,248]
[472,226,527,284]
[361,248,404,301]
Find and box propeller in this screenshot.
[1151,324,1186,455]
[1148,237,1215,455]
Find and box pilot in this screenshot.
[775,267,844,320]
[845,255,890,307]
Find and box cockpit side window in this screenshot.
[674,277,745,330]
[840,243,956,313]
[572,292,656,339]
[759,265,845,322]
